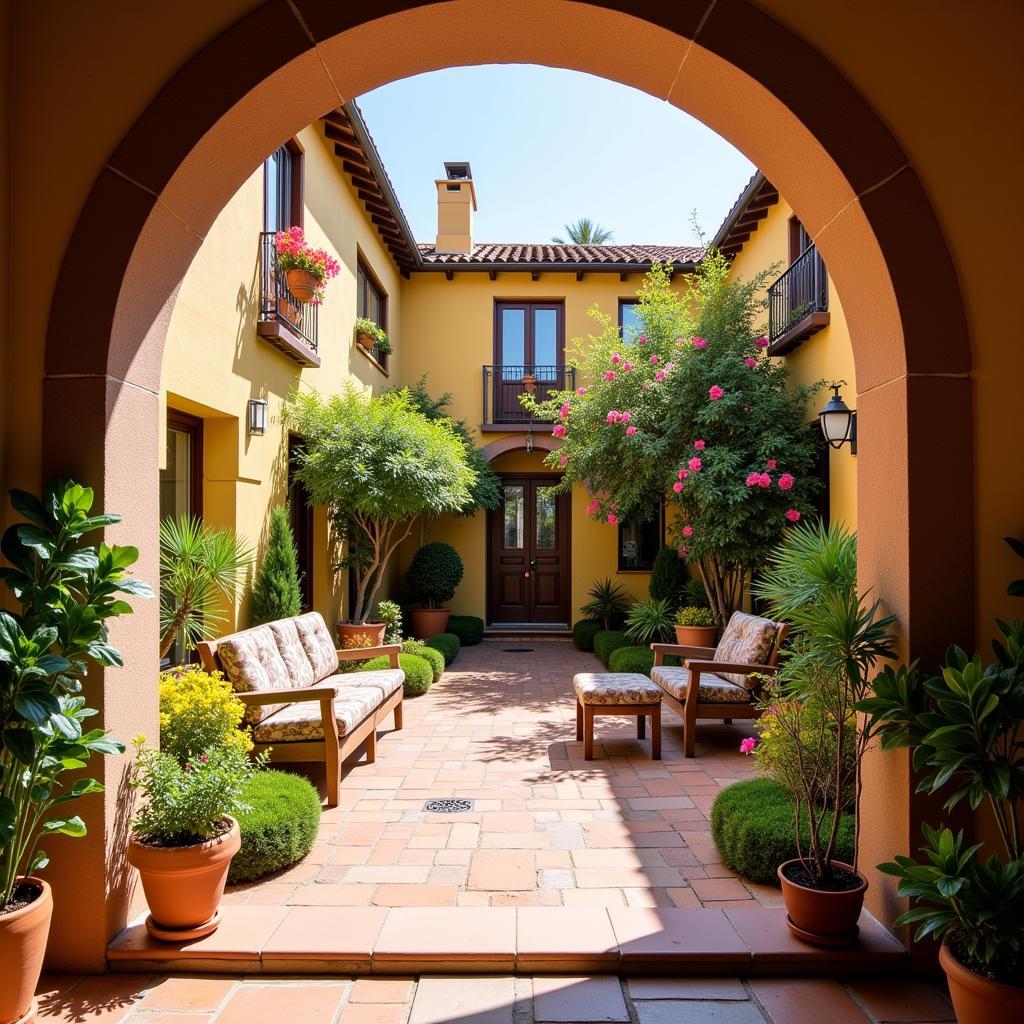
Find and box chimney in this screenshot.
[435,161,477,254]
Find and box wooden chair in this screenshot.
[650,616,789,757]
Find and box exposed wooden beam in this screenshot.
[531,270,540,281]
[576,270,585,281]
[445,270,454,281]
[488,270,498,281]
[619,271,629,281]
[341,158,372,178]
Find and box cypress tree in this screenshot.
[250,505,302,624]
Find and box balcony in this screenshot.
[481,364,575,429]
[767,243,830,354]
[257,231,321,367]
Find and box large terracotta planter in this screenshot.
[284,268,319,304]
[777,859,867,946]
[940,942,1024,1023]
[0,878,52,1024]
[674,625,718,647]
[127,817,240,941]
[410,608,450,639]
[336,621,386,647]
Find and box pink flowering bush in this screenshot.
[274,226,341,303]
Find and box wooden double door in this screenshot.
[488,475,571,625]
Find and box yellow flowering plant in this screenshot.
[338,632,374,673]
[158,667,252,764]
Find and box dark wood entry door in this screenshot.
[488,475,571,625]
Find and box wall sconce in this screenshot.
[818,381,857,453]
[248,398,268,436]
[525,429,534,455]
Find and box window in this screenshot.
[618,300,642,344]
[357,257,389,369]
[788,215,811,265]
[263,140,303,233]
[618,503,664,571]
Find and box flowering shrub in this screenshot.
[338,631,374,673]
[674,605,715,628]
[274,226,340,303]
[524,254,822,626]
[159,667,252,763]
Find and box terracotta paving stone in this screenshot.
[213,984,347,1024]
[751,978,871,1024]
[337,1004,408,1024]
[634,1001,766,1024]
[373,907,517,970]
[138,975,237,1012]
[122,1014,213,1024]
[373,884,459,906]
[37,974,153,1023]
[349,978,415,1003]
[261,906,386,968]
[846,978,955,1021]
[287,883,377,906]
[469,850,537,890]
[517,907,619,970]
[608,907,750,967]
[533,976,629,1022]
[409,977,517,1024]
[690,877,752,901]
[628,977,748,1000]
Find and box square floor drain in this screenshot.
[423,798,475,813]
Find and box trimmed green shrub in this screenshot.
[361,652,434,697]
[250,506,302,625]
[228,770,321,883]
[607,645,654,675]
[593,630,629,667]
[402,639,444,683]
[446,614,484,645]
[407,542,464,607]
[710,777,855,886]
[425,632,460,666]
[572,619,603,652]
[649,546,689,608]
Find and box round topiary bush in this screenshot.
[228,770,321,884]
[407,542,464,607]
[401,639,445,683]
[446,614,484,645]
[361,652,434,696]
[425,632,460,666]
[593,630,629,667]
[572,620,603,652]
[710,777,855,886]
[607,645,654,675]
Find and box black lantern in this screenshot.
[248,397,268,436]
[818,381,856,452]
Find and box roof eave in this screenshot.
[415,260,699,273]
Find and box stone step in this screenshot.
[107,905,907,977]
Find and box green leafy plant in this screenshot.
[401,639,444,683]
[159,516,252,660]
[593,630,629,667]
[649,547,689,608]
[250,506,302,625]
[552,217,613,244]
[580,578,630,631]
[446,615,484,646]
[360,652,433,697]
[425,633,460,666]
[607,645,654,675]
[287,386,475,624]
[375,600,403,644]
[1007,534,1024,598]
[624,597,675,644]
[0,480,151,910]
[407,542,464,609]
[674,605,716,628]
[158,667,252,763]
[354,316,389,352]
[572,619,603,652]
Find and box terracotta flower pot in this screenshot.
[521,374,537,394]
[940,942,1024,1023]
[127,817,240,941]
[674,625,718,647]
[410,608,450,639]
[777,859,867,946]
[0,878,52,1024]
[356,331,376,352]
[278,297,303,328]
[284,268,319,304]
[336,621,386,647]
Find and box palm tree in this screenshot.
[552,217,613,245]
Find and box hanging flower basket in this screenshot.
[274,227,340,306]
[285,268,319,304]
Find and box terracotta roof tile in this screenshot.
[417,243,704,266]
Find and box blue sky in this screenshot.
[357,65,755,247]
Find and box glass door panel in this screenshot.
[503,485,525,549]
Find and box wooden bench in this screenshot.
[573,672,662,761]
[197,612,403,807]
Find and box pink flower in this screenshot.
[665,362,677,371]
[654,370,666,382]
[552,424,566,437]
[639,336,648,345]
[603,371,615,381]
[559,455,568,466]
[606,410,619,424]
[642,382,650,390]
[688,457,702,472]
[677,469,688,481]
[586,499,600,515]
[694,439,705,451]
[692,337,708,349]
[766,459,777,470]
[709,385,724,400]
[739,737,758,755]
[745,472,760,487]
[200,753,209,764]
[673,481,683,493]
[611,352,621,364]
[785,508,801,523]
[678,545,689,557]
[758,473,772,488]
[607,514,619,525]
[620,411,631,423]
[650,354,660,365]
[744,357,757,368]
[778,473,795,491]
[626,425,637,436]
[577,387,587,396]
[682,525,694,538]
[623,361,633,372]
[559,403,571,419]
[756,336,769,348]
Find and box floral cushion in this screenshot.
[269,619,315,688]
[252,685,379,743]
[713,612,779,687]
[217,626,293,725]
[294,612,339,681]
[322,669,403,700]
[650,666,751,704]
[573,673,662,706]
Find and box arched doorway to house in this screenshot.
[43,0,971,968]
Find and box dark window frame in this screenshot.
[788,214,811,265]
[288,434,315,612]
[492,300,565,367]
[618,298,642,343]
[165,408,204,518]
[617,501,665,572]
[356,253,390,371]
[263,137,304,234]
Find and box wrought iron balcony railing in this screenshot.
[768,243,829,352]
[482,364,575,425]
[258,231,319,356]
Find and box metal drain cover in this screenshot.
[423,798,475,813]
[503,647,534,653]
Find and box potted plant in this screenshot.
[755,523,896,945]
[274,226,340,305]
[127,740,263,940]
[0,480,150,1024]
[858,605,1024,1018]
[674,605,718,646]
[625,597,675,644]
[354,316,388,355]
[407,542,464,638]
[521,372,537,394]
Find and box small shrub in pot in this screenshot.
[407,542,464,637]
[673,605,718,646]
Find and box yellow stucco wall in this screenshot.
[725,196,858,530]
[160,125,401,631]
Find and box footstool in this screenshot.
[573,673,662,761]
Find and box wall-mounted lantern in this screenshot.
[818,381,857,454]
[248,397,268,436]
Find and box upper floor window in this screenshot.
[619,299,642,344]
[788,215,811,264]
[264,141,303,233]
[618,503,664,571]
[357,257,389,369]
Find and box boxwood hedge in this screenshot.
[572,619,603,652]
[446,614,484,645]
[593,630,629,667]
[425,632,460,666]
[361,652,433,696]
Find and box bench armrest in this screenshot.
[234,685,339,706]
[336,643,401,669]
[685,660,779,676]
[650,642,717,664]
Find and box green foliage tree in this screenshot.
[250,505,302,625]
[552,217,613,244]
[527,255,822,626]
[287,386,475,624]
[648,546,689,607]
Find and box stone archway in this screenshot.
[480,435,562,463]
[43,0,971,967]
